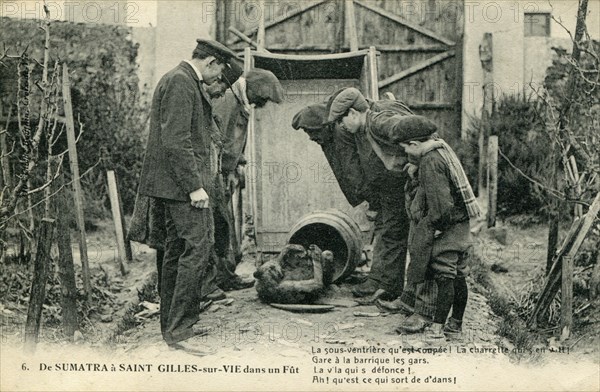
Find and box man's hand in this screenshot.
[189,188,210,209]
[365,209,379,222]
[403,163,418,179]
[226,172,238,190]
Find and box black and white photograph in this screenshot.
[0,1,599,391]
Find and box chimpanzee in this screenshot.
[254,244,334,304]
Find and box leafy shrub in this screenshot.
[451,122,479,196]
[462,94,553,217]
[462,41,599,219]
[0,17,149,225]
[542,43,599,202]
[490,94,555,217]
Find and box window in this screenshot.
[524,13,551,37]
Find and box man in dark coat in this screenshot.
[291,103,363,208]
[325,88,413,300]
[129,65,283,302]
[137,39,236,350]
[211,68,283,291]
[128,69,238,302]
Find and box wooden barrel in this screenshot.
[286,209,363,283]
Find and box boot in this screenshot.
[443,317,463,338]
[168,338,215,356]
[424,322,446,341]
[357,289,395,305]
[219,274,255,291]
[395,313,432,334]
[376,298,414,315]
[205,288,226,301]
[351,279,379,297]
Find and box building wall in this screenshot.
[132,26,157,91]
[67,1,160,91]
[6,1,598,125]
[462,0,525,132]
[461,0,600,134]
[523,36,572,91]
[154,0,216,85]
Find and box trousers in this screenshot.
[213,194,239,285]
[368,192,410,296]
[160,200,214,345]
[399,249,471,321]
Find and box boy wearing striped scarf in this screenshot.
[380,115,481,337]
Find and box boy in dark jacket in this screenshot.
[388,116,481,337]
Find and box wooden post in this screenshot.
[334,0,346,53]
[478,33,493,200]
[227,191,242,260]
[528,217,583,328]
[547,217,559,274]
[231,165,245,251]
[26,179,35,232]
[244,47,259,256]
[528,192,600,329]
[107,170,129,275]
[590,251,600,299]
[1,106,12,190]
[368,47,379,100]
[0,107,11,263]
[547,0,589,281]
[116,175,133,262]
[547,149,561,275]
[257,0,266,51]
[24,218,55,353]
[55,171,78,341]
[235,183,244,249]
[62,64,92,303]
[229,27,260,49]
[346,0,359,51]
[561,254,574,340]
[569,156,583,218]
[215,0,228,42]
[487,136,498,227]
[561,192,600,339]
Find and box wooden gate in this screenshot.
[220,0,463,141]
[243,49,379,253]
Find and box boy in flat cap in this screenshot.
[136,39,236,352]
[326,88,413,301]
[211,67,283,292]
[388,116,481,336]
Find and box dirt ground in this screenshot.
[118,256,499,355]
[1,220,599,391]
[3,220,500,350]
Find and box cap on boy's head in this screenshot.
[292,104,329,131]
[194,39,237,63]
[246,68,284,104]
[392,115,438,144]
[222,58,244,86]
[325,88,345,112]
[327,87,369,122]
